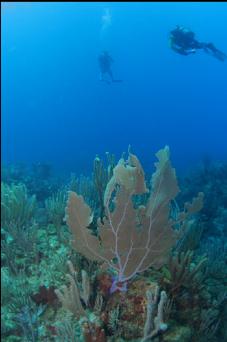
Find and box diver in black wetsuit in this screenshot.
[98,51,122,84]
[169,26,227,61]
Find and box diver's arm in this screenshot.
[173,46,190,55]
[169,36,188,55]
[169,36,195,55]
[171,44,193,55]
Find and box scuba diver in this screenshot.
[169,26,227,61]
[98,51,122,84]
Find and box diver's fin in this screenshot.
[213,50,227,62]
[203,45,227,61]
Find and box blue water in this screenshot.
[2,2,227,176]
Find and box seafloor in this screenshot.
[1,150,227,341]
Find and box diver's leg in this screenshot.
[107,69,123,83]
[206,43,217,51]
[108,70,114,82]
[100,72,111,84]
[192,40,204,49]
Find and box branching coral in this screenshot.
[162,251,207,297]
[1,182,37,229]
[142,285,168,341]
[55,261,88,318]
[1,183,38,273]
[45,188,67,229]
[93,152,116,223]
[55,260,108,341]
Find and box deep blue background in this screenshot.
[2,2,227,176]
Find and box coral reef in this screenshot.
[1,148,227,341]
[178,159,227,239]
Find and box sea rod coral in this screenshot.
[66,146,203,293]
